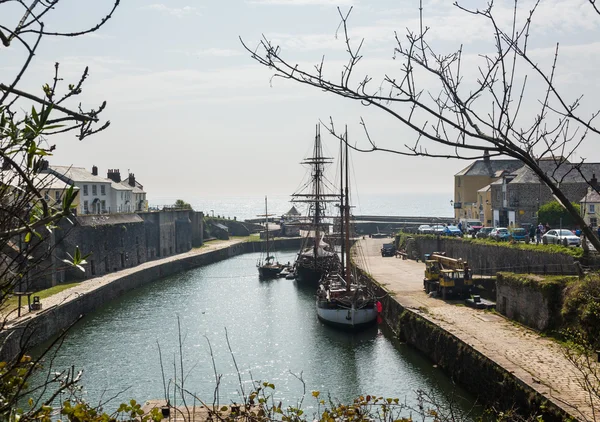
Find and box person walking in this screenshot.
[545,222,551,233]
[536,225,542,244]
[529,225,535,243]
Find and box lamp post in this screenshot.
[210,209,214,218]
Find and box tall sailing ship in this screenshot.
[316,129,378,330]
[292,125,341,284]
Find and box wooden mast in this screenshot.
[339,133,345,279]
[344,127,351,291]
[313,124,320,270]
[264,195,269,262]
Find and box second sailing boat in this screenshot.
[292,125,341,284]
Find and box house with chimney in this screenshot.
[45,164,148,215]
[121,173,147,212]
[106,169,133,213]
[47,165,113,215]
[453,152,522,221]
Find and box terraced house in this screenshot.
[453,152,521,222]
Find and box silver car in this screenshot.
[542,229,581,246]
[417,224,432,234]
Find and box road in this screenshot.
[357,237,598,421]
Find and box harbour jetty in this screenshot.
[359,237,597,421]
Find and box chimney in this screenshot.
[483,149,490,163]
[92,165,98,176]
[107,169,121,183]
[128,173,136,187]
[591,173,599,190]
[40,159,49,171]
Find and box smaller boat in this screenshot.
[257,196,284,279]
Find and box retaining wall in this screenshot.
[406,236,581,275]
[0,238,301,361]
[364,274,572,421]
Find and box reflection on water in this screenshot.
[31,250,475,417]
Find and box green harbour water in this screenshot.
[32,250,476,417]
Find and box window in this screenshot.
[120,191,124,200]
[590,204,595,214]
[101,185,106,195]
[55,191,60,201]
[92,185,97,196]
[101,200,106,212]
[83,200,89,213]
[44,191,49,200]
[591,217,597,228]
[457,177,461,187]
[83,184,88,196]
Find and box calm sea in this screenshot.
[150,193,453,221]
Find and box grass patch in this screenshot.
[395,232,585,258]
[5,282,81,313]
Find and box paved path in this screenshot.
[5,239,245,326]
[357,237,598,421]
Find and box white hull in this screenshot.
[316,304,377,329]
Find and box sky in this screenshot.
[2,0,600,202]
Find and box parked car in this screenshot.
[462,220,483,235]
[475,227,494,239]
[490,227,510,241]
[510,227,529,243]
[417,224,433,234]
[381,243,396,257]
[442,225,462,237]
[542,229,581,247]
[430,225,446,235]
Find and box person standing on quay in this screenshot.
[529,225,535,243]
[536,224,542,244]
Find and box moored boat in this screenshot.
[315,129,378,330]
[257,196,284,279]
[292,125,341,284]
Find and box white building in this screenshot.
[120,173,148,212]
[47,165,113,215]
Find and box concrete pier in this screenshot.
[358,237,598,421]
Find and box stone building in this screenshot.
[489,161,600,228]
[453,153,522,221]
[55,209,204,283]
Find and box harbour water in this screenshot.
[32,250,475,417]
[150,192,454,222]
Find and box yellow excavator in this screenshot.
[423,253,473,299]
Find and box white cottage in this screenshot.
[47,165,113,215]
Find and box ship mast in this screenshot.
[265,196,270,262]
[339,134,345,279]
[344,127,351,291]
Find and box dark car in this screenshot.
[476,227,494,238]
[381,243,396,257]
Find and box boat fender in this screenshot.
[376,301,383,313]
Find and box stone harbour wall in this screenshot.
[363,274,571,422]
[405,235,580,275]
[496,273,569,331]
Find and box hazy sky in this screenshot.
[3,0,600,201]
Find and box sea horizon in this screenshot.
[149,192,454,221]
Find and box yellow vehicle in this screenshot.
[423,253,472,299]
